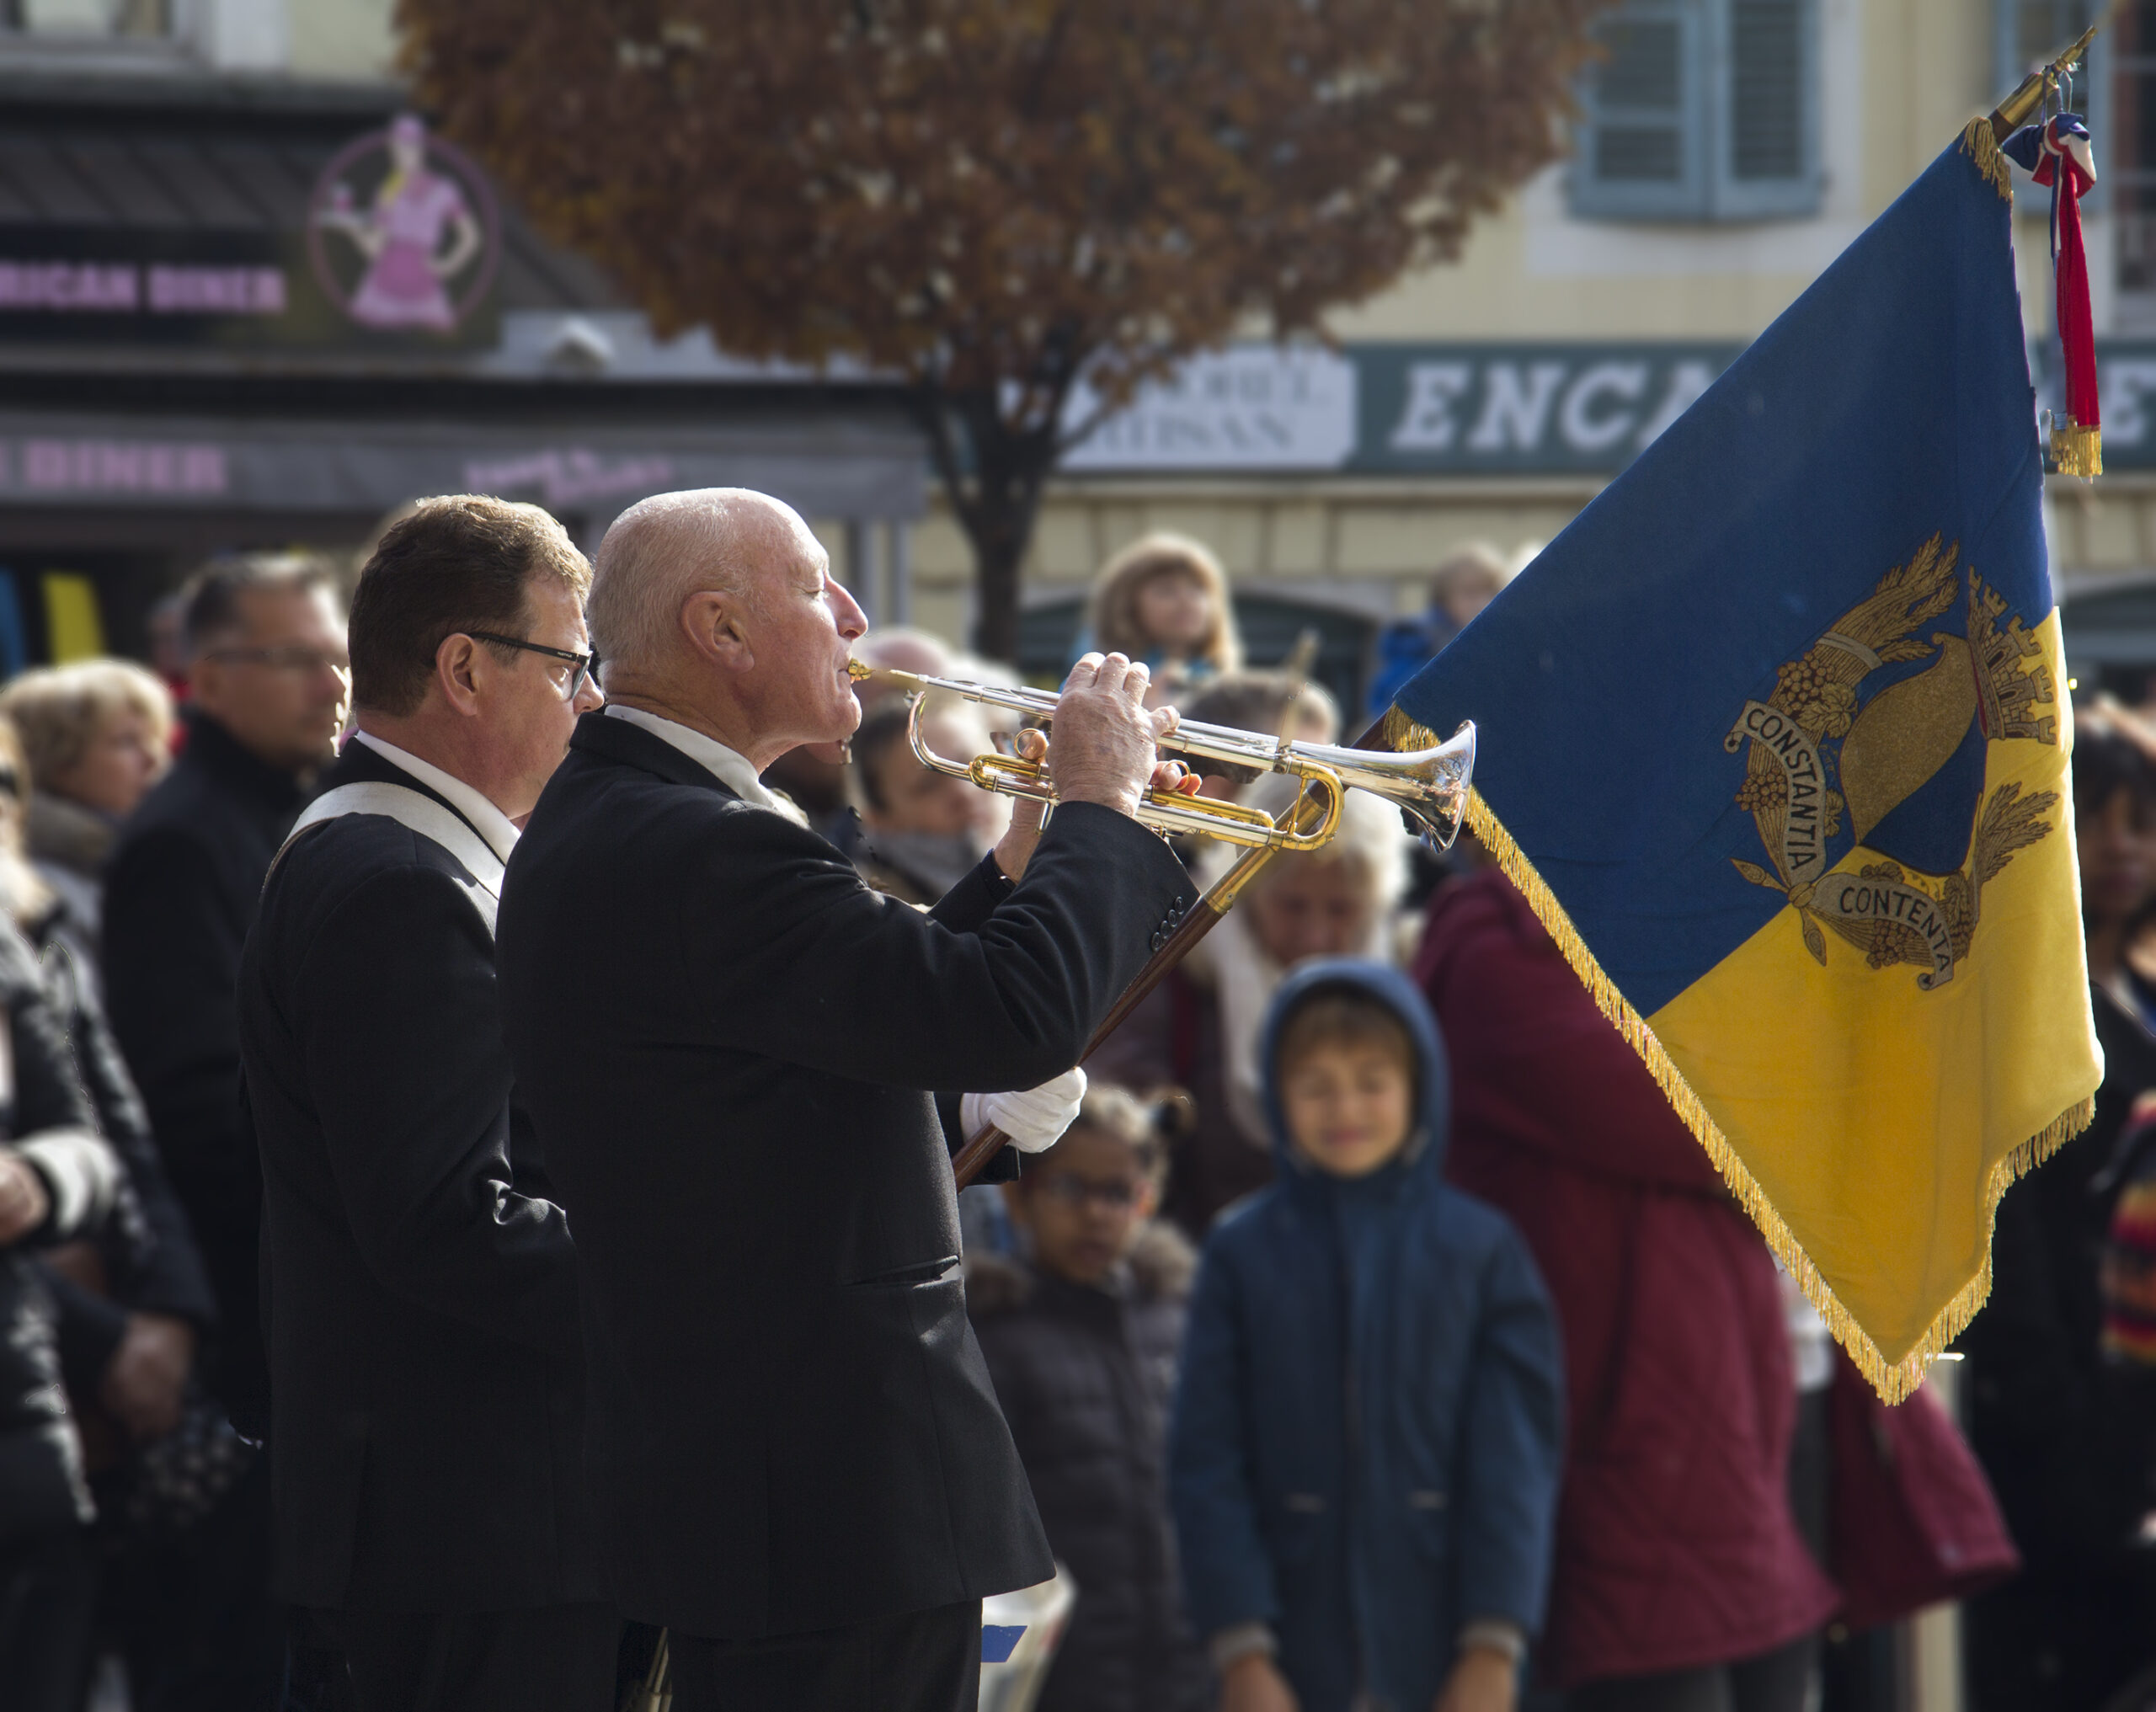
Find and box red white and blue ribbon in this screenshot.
[2005,114,2101,476]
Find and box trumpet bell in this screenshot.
[1322,723,1477,851]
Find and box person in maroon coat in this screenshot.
[1416,863,1837,1709]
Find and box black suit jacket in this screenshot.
[237,739,596,1612]
[104,710,304,1411]
[497,712,1194,1640]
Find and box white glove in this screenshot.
[962,1067,1087,1155]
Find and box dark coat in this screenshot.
[1957,980,2156,1709]
[237,739,595,1612]
[1962,982,2156,1566]
[104,710,305,1414]
[968,1224,1212,1712]
[496,710,1194,1640]
[0,920,115,1548]
[35,922,219,1400]
[1169,960,1565,1712]
[1416,870,1838,1687]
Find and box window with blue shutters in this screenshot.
[1570,0,1820,222]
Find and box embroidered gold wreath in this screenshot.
[1721,534,2059,989]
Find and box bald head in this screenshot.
[590,488,824,675]
[591,487,869,769]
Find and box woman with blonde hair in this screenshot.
[0,661,173,979]
[1084,532,1242,696]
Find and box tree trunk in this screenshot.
[912,382,1061,668]
[969,525,1030,667]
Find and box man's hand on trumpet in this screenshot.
[993,651,1202,883]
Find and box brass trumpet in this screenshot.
[849,660,1477,852]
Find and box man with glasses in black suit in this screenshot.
[238,494,616,1710]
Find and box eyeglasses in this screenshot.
[466,632,596,702]
[1035,1175,1146,1212]
[205,646,350,678]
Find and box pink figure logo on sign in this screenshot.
[307,115,501,333]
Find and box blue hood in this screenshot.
[1257,958,1451,1183]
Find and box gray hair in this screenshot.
[181,552,339,657]
[589,488,816,673]
[1225,771,1412,906]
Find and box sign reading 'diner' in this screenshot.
[1059,343,1744,477]
[0,115,500,350]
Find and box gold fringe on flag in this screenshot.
[1382,708,2091,1403]
[1961,115,2015,201]
[2051,421,2104,477]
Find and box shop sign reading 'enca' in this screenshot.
[1065,341,2156,477]
[1061,344,1741,477]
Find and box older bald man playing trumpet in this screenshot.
[496,488,1197,1711]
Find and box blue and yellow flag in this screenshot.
[1391,121,2100,1401]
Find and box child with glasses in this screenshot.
[965,1085,1214,1712]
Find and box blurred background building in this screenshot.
[989,0,2155,706]
[0,0,2148,712]
[0,0,923,666]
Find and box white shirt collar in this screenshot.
[603,705,806,825]
[350,731,522,864]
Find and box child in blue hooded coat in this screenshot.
[1169,960,1563,1712]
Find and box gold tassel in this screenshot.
[1961,115,2015,201]
[1433,776,2090,1403]
[2051,421,2103,477]
[1381,705,1438,755]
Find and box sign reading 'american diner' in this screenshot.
[0,115,500,351]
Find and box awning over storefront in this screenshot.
[0,73,929,570]
[0,408,925,531]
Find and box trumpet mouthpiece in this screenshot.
[846,659,874,682]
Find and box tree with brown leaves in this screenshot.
[402,0,1609,659]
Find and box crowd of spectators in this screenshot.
[0,527,2145,1712]
[0,558,348,1711]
